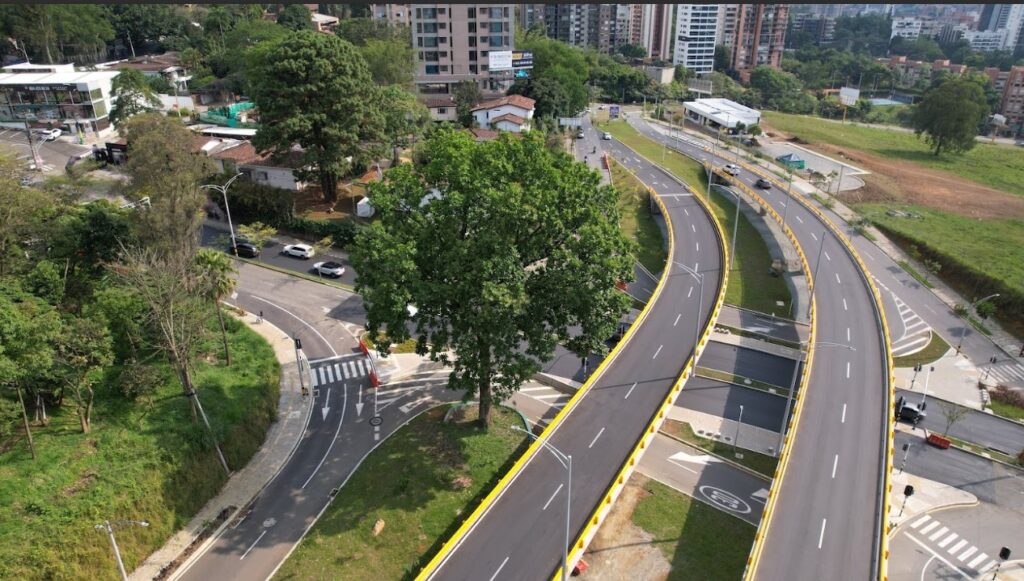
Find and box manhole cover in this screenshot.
[263,518,276,528]
[369,416,383,426]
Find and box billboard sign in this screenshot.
[559,117,582,127]
[489,50,513,71]
[609,105,620,119]
[512,51,534,69]
[839,87,860,107]
[514,69,530,79]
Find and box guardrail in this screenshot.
[552,145,732,579]
[415,152,684,580]
[729,161,896,581]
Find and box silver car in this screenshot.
[313,261,345,278]
[282,243,315,259]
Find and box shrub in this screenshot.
[285,216,360,248]
[216,177,294,226]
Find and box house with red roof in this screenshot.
[471,95,535,133]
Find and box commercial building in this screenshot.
[682,97,761,132]
[726,4,789,81]
[673,5,720,75]
[0,62,118,137]
[410,4,515,95]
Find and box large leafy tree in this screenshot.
[109,69,161,129]
[275,4,312,32]
[248,31,386,202]
[0,4,114,64]
[352,129,634,427]
[55,313,113,433]
[194,249,237,366]
[453,80,483,127]
[911,77,989,156]
[379,85,430,161]
[359,38,416,86]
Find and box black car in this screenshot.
[230,242,260,258]
[755,178,772,189]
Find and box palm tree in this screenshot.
[195,249,237,366]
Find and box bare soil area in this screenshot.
[580,474,670,581]
[763,125,1024,220]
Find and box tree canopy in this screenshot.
[351,129,634,426]
[911,77,989,155]
[109,69,161,129]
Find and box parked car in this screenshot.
[230,242,260,258]
[576,130,585,139]
[602,132,612,140]
[282,243,315,259]
[313,261,345,278]
[723,164,741,176]
[33,128,62,141]
[895,396,927,425]
[755,178,772,189]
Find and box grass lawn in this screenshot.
[763,112,1024,196]
[609,157,668,274]
[0,313,280,580]
[601,119,792,315]
[893,333,950,368]
[661,419,778,479]
[274,405,528,580]
[632,477,756,581]
[989,400,1024,423]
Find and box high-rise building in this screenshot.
[544,4,615,53]
[673,5,720,75]
[641,4,673,61]
[978,4,1024,50]
[790,13,836,46]
[612,4,636,48]
[410,4,515,95]
[370,3,412,26]
[726,4,789,81]
[516,3,545,33]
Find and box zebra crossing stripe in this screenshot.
[357,359,366,375]
[910,515,931,529]
[967,553,988,569]
[948,539,968,554]
[333,363,342,380]
[317,367,326,385]
[326,365,334,383]
[937,532,957,548]
[311,371,320,388]
[928,526,949,541]
[958,546,977,562]
[346,361,356,378]
[919,521,940,535]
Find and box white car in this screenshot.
[34,128,62,141]
[313,261,345,278]
[723,164,741,176]
[602,132,612,140]
[282,243,315,259]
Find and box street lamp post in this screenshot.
[955,293,1000,355]
[512,425,572,581]
[776,341,856,456]
[674,260,705,347]
[734,404,744,453]
[96,519,149,581]
[200,172,245,253]
[710,178,741,270]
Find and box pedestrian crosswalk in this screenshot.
[873,281,933,358]
[985,360,1024,386]
[310,356,371,387]
[907,514,998,574]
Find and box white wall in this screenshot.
[429,106,457,122]
[472,104,534,129]
[242,165,303,191]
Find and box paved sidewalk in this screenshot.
[668,406,780,456]
[895,349,987,410]
[130,310,312,580]
[710,329,802,360]
[887,468,977,531]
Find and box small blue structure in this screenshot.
[775,153,806,170]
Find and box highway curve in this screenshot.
[420,116,727,580]
[631,117,891,580]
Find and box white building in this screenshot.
[471,95,535,132]
[682,98,761,132]
[673,4,720,75]
[208,141,307,191]
[0,62,118,137]
[891,17,924,40]
[964,28,1010,52]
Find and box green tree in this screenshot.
[55,314,113,433]
[237,221,277,259]
[105,4,189,57]
[379,85,430,161]
[335,18,407,46]
[359,38,416,86]
[453,79,483,128]
[248,31,386,203]
[714,44,732,72]
[276,4,312,31]
[0,165,55,276]
[109,69,162,129]
[616,43,646,59]
[195,249,237,366]
[911,77,989,155]
[351,129,634,427]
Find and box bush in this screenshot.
[990,385,1024,408]
[118,360,165,401]
[285,216,360,248]
[216,177,295,226]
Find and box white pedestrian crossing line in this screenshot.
[948,539,968,554]
[325,365,334,383]
[309,356,371,387]
[919,521,940,535]
[937,532,957,548]
[967,553,988,569]
[907,514,995,572]
[928,526,949,541]
[958,546,977,562]
[910,515,931,528]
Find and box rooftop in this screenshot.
[0,69,119,86]
[472,94,536,112]
[490,113,526,126]
[682,98,761,128]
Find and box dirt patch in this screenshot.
[63,469,98,497]
[581,474,670,581]
[764,123,1024,220]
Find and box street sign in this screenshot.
[514,69,530,79]
[839,86,860,107]
[609,105,620,119]
[512,50,534,69]
[559,117,582,127]
[489,50,513,71]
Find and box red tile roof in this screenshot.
[420,95,457,108]
[489,113,525,126]
[471,94,536,112]
[468,128,500,141]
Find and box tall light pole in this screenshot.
[734,404,744,452]
[674,260,705,348]
[200,172,244,252]
[96,519,149,581]
[955,293,1000,355]
[512,425,572,581]
[776,341,856,456]
[711,179,741,270]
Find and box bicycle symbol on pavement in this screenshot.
[699,485,752,514]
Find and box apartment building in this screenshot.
[544,4,614,54]
[517,3,545,32]
[410,4,515,94]
[641,4,673,61]
[727,4,789,81]
[673,5,720,75]
[370,3,412,26]
[790,13,836,46]
[997,66,1024,137]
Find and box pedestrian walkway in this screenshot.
[903,513,1000,577]
[985,359,1024,386]
[667,406,779,456]
[130,310,312,580]
[309,354,371,386]
[881,287,933,358]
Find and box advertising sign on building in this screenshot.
[512,51,534,69]
[610,105,620,119]
[514,69,530,79]
[489,51,513,71]
[839,87,860,107]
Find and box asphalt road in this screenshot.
[700,340,798,388]
[718,304,809,344]
[424,116,725,580]
[677,376,786,432]
[896,388,1024,455]
[174,264,461,580]
[632,116,889,580]
[0,127,91,175]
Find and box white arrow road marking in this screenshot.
[668,450,721,466]
[750,488,770,504]
[399,395,435,414]
[302,382,347,489]
[356,385,364,417]
[321,388,331,421]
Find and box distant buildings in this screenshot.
[543,4,613,54]
[673,5,720,75]
[725,4,789,81]
[790,13,836,46]
[640,4,673,61]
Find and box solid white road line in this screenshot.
[841,403,847,423]
[905,533,972,579]
[625,382,637,399]
[831,454,838,478]
[489,557,510,581]
[589,427,605,449]
[240,531,267,560]
[674,313,682,326]
[542,484,563,511]
[302,382,348,489]
[252,296,338,357]
[928,526,949,542]
[653,345,663,360]
[835,273,842,284]
[948,539,968,554]
[910,515,931,529]
[817,519,827,549]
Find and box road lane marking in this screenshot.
[653,344,663,359]
[326,364,335,383]
[691,224,696,232]
[625,382,637,399]
[240,531,267,560]
[302,382,348,489]
[919,521,941,535]
[688,286,693,298]
[489,557,510,581]
[542,484,563,511]
[824,251,832,261]
[938,532,958,548]
[357,359,366,375]
[695,262,699,271]
[795,215,804,224]
[252,296,338,357]
[847,327,851,342]
[967,553,988,569]
[831,454,838,478]
[811,232,818,241]
[905,533,972,579]
[674,313,682,326]
[334,363,342,379]
[910,515,931,528]
[948,539,968,554]
[846,362,851,379]
[835,273,841,284]
[843,298,848,311]
[589,427,605,449]
[817,519,827,549]
[925,304,937,313]
[958,546,977,561]
[696,242,699,251]
[841,403,847,423]
[928,526,949,541]
[684,208,689,216]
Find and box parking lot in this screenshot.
[0,127,93,175]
